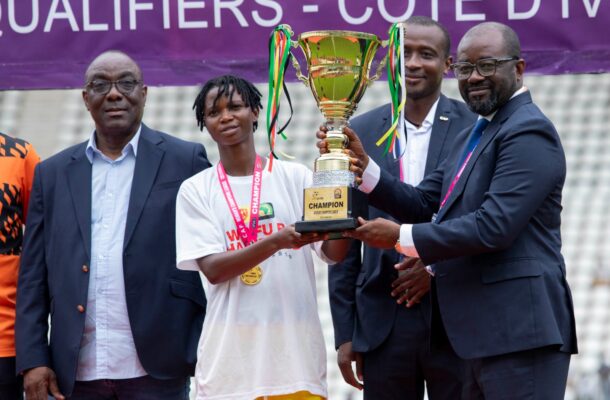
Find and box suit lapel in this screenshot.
[123,126,164,249]
[369,107,400,176]
[424,95,452,174]
[66,144,93,260]
[436,91,533,221]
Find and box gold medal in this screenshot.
[240,265,263,285]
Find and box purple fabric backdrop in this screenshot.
[0,0,608,89]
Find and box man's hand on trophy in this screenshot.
[341,126,369,171]
[346,149,364,186]
[316,125,369,169]
[315,126,330,154]
[343,217,399,248]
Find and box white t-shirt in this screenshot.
[176,159,328,400]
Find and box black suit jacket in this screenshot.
[368,91,578,359]
[329,95,476,352]
[16,125,211,396]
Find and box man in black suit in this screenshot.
[328,16,475,399]
[333,22,577,399]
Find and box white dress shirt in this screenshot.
[399,99,438,186]
[76,127,147,381]
[360,99,438,191]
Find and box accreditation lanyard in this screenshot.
[439,147,477,210]
[394,123,406,183]
[396,132,405,183]
[217,155,263,246]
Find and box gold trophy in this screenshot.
[267,25,387,233]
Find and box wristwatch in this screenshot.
[394,239,419,258]
[394,239,403,255]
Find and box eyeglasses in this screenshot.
[450,57,519,80]
[86,79,142,95]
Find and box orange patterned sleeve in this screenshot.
[21,143,40,222]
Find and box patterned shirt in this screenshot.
[0,132,39,357]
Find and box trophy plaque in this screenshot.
[268,25,387,233]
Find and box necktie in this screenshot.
[457,118,489,168]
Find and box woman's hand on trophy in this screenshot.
[274,224,327,250]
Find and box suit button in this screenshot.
[82,265,89,273]
[77,305,85,313]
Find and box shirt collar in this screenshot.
[86,125,142,164]
[483,86,528,122]
[405,97,440,134]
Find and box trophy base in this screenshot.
[295,186,367,234]
[295,218,359,233]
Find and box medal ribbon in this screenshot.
[217,155,263,246]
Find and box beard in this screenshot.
[460,80,498,115]
[461,78,518,116]
[466,94,498,116]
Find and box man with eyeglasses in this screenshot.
[15,50,211,399]
[320,21,577,398]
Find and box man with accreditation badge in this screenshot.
[323,21,577,399]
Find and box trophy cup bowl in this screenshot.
[269,26,386,233]
[298,30,381,186]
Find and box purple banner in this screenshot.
[1,0,609,90]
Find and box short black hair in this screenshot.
[404,16,451,58]
[193,74,263,132]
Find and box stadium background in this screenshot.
[1,72,609,399]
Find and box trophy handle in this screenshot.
[368,40,389,84]
[290,43,310,87]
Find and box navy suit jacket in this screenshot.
[15,125,211,396]
[329,95,476,352]
[367,91,577,359]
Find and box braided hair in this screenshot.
[193,74,263,132]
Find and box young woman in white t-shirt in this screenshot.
[175,75,351,400]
